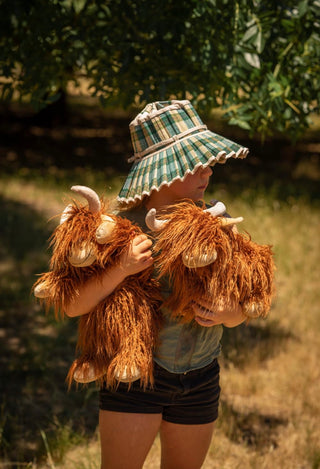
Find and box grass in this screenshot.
[0,102,319,468]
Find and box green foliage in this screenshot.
[224,0,320,140]
[0,0,319,139]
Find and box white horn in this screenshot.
[145,208,168,231]
[71,185,101,213]
[205,200,226,217]
[96,215,116,244]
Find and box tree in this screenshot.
[0,0,319,139]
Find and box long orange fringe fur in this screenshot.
[152,201,275,323]
[33,199,163,389]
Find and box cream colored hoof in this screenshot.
[114,365,141,383]
[73,363,105,384]
[243,301,264,318]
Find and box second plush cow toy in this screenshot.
[146,200,275,325]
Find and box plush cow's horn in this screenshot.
[71,185,101,213]
[220,216,244,227]
[60,204,74,224]
[145,208,168,231]
[205,200,226,217]
[68,243,96,267]
[182,250,218,268]
[96,215,116,244]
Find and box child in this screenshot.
[65,100,248,469]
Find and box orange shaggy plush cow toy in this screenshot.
[33,185,162,388]
[146,200,275,324]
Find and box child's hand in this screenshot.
[217,300,246,327]
[192,298,246,328]
[119,234,154,277]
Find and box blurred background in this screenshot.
[0,1,319,467]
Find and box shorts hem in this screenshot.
[162,413,219,425]
[99,404,162,414]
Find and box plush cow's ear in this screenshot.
[60,204,74,224]
[96,215,116,244]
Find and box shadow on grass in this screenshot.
[220,319,295,369]
[0,195,98,464]
[219,399,288,452]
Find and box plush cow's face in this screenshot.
[51,205,117,270]
[52,185,117,270]
[146,201,274,323]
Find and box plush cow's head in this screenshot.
[53,185,117,269]
[33,185,142,305]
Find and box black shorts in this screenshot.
[99,359,220,425]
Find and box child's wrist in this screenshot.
[102,264,127,286]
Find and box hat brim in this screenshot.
[117,130,248,203]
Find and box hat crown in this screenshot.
[129,100,206,161]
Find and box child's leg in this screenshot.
[99,410,161,469]
[160,420,215,469]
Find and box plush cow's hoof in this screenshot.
[243,301,264,318]
[114,365,141,383]
[73,362,106,383]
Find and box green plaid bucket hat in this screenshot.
[117,100,249,203]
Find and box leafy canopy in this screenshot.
[0,0,319,139]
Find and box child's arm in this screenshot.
[65,234,153,317]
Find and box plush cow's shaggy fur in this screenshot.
[33,194,162,389]
[151,201,275,323]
